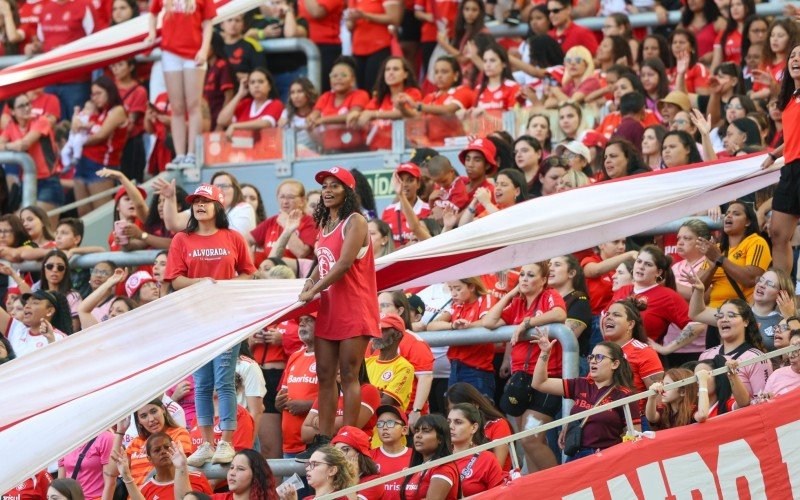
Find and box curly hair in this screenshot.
[316,445,357,494]
[235,449,278,500]
[312,185,360,229]
[611,297,650,344]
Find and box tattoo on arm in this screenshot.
[671,324,697,348]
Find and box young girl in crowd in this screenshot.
[640,59,670,121]
[438,0,485,82]
[645,367,699,430]
[694,356,751,421]
[513,136,543,191]
[524,114,552,156]
[147,0,216,168]
[217,68,284,139]
[278,77,318,149]
[751,19,798,100]
[110,58,148,183]
[530,157,567,198]
[668,29,710,94]
[176,447,278,500]
[555,102,582,146]
[401,414,459,500]
[474,43,519,113]
[446,382,512,470]
[641,125,666,170]
[428,277,496,398]
[448,404,504,496]
[547,46,599,108]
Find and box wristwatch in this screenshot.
[141,232,149,241]
[715,256,725,267]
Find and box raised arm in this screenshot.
[531,334,565,395]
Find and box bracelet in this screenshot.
[769,152,778,160]
[715,256,725,267]
[416,103,423,112]
[468,205,476,214]
[698,388,708,392]
[411,409,422,413]
[115,432,125,436]
[258,29,265,39]
[122,477,135,484]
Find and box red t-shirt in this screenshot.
[18,0,44,55]
[118,82,148,138]
[1,116,57,180]
[164,229,256,281]
[189,404,254,451]
[403,462,459,500]
[372,447,413,500]
[2,471,51,500]
[423,85,475,110]
[416,0,458,42]
[754,60,786,92]
[310,383,381,436]
[666,64,709,94]
[447,295,496,371]
[365,87,422,150]
[141,471,212,500]
[580,254,615,315]
[357,474,386,500]
[380,197,431,245]
[476,80,520,111]
[81,107,129,167]
[38,0,93,52]
[280,348,318,453]
[350,0,399,55]
[421,85,475,145]
[484,418,512,471]
[594,110,661,139]
[432,176,470,212]
[2,92,62,122]
[715,29,742,65]
[250,213,317,260]
[692,22,718,58]
[151,0,217,59]
[463,177,495,205]
[548,22,598,55]
[233,98,285,127]
[500,289,566,376]
[620,338,663,395]
[784,97,800,163]
[611,284,690,342]
[314,89,371,116]
[297,0,342,45]
[457,451,504,497]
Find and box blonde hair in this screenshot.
[560,169,589,189]
[562,46,595,86]
[457,277,489,297]
[317,446,357,493]
[267,265,296,280]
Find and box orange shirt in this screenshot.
[127,427,192,486]
[188,405,255,451]
[446,295,497,372]
[350,0,400,55]
[140,471,212,500]
[280,348,319,453]
[251,320,295,364]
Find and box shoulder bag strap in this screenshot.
[521,342,535,372]
[722,266,747,301]
[579,385,617,428]
[71,437,98,479]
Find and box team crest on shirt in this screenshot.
[635,295,649,306]
[732,250,744,260]
[381,370,394,381]
[317,247,335,277]
[462,467,474,479]
[493,91,503,99]
[62,12,70,21]
[310,362,317,373]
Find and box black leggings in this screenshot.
[355,47,391,95]
[120,134,146,183]
[318,43,343,93]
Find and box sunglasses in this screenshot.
[564,57,584,64]
[587,353,613,363]
[548,7,564,14]
[45,263,66,272]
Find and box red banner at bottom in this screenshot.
[477,388,800,499]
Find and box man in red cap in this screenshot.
[381,163,431,246]
[366,313,415,411]
[459,137,498,207]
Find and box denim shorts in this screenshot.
[74,156,116,184]
[37,176,65,206]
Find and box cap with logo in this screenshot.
[125,270,157,298]
[315,166,356,190]
[185,184,225,205]
[331,426,372,456]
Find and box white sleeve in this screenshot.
[83,6,95,35]
[228,203,256,239]
[239,362,267,398]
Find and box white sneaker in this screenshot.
[187,442,215,467]
[182,154,197,168]
[166,155,186,171]
[211,440,236,464]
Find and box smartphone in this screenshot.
[114,220,129,245]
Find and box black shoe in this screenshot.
[505,10,521,25]
[295,434,332,462]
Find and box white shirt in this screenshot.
[7,318,66,357]
[236,356,267,409]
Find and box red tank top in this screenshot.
[81,107,128,167]
[315,213,380,341]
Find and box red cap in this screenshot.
[114,186,147,204]
[379,312,406,332]
[376,404,408,426]
[582,131,608,149]
[186,184,225,205]
[300,311,318,319]
[331,426,372,456]
[396,162,421,179]
[315,166,355,190]
[7,286,20,296]
[458,137,498,172]
[125,270,156,298]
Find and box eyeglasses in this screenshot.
[214,183,233,190]
[544,156,569,168]
[306,461,330,470]
[45,263,66,272]
[0,229,12,235]
[91,268,112,277]
[713,311,743,320]
[376,420,404,429]
[587,353,613,363]
[788,347,800,358]
[548,7,564,14]
[756,277,779,289]
[673,119,688,126]
[602,25,616,31]
[564,57,584,65]
[329,72,350,79]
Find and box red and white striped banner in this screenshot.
[0,153,781,491]
[0,0,261,100]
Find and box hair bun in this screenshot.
[621,296,648,312]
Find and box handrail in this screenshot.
[0,152,37,207]
[16,249,162,272]
[319,343,800,499]
[639,216,722,236]
[46,184,120,217]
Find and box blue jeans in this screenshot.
[37,176,65,206]
[565,447,599,462]
[273,66,308,103]
[448,360,495,399]
[194,344,240,431]
[46,82,90,122]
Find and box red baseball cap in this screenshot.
[125,270,156,298]
[315,166,355,190]
[114,186,147,204]
[379,312,406,332]
[396,162,421,179]
[376,404,408,426]
[186,184,225,205]
[582,131,608,150]
[458,137,498,172]
[331,426,372,456]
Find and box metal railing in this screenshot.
[46,184,120,217]
[319,343,800,499]
[640,216,722,236]
[0,152,37,208]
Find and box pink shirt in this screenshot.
[700,343,772,398]
[764,366,800,396]
[662,258,710,353]
[168,376,197,428]
[58,431,114,498]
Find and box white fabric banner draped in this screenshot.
[0,153,781,491]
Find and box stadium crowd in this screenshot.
[3,0,800,498]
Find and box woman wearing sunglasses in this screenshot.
[532,337,638,462]
[32,250,82,332]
